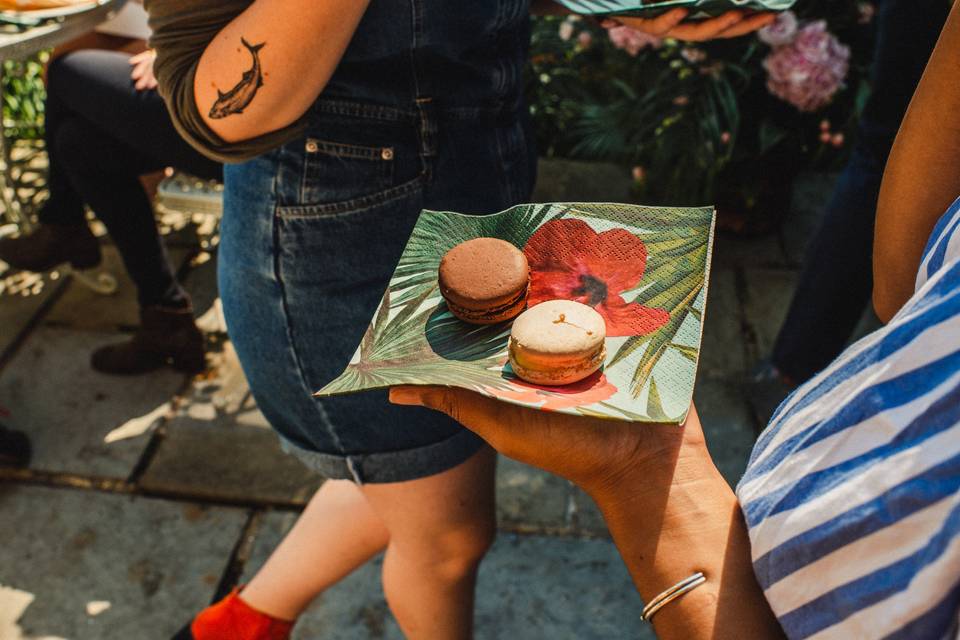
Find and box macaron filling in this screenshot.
[509,341,606,385]
[442,281,530,322]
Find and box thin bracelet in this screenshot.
[640,572,707,622]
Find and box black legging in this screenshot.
[40,49,222,308]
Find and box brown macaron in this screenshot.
[438,237,530,324]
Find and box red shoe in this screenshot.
[172,588,295,640]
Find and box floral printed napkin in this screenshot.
[316,202,716,424]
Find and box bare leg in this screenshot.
[237,446,496,639]
[362,446,498,640]
[239,480,390,620]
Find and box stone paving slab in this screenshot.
[566,485,608,537]
[181,252,219,328]
[43,245,188,332]
[699,267,746,376]
[711,229,787,270]
[741,268,800,362]
[694,377,757,486]
[243,512,651,640]
[0,272,64,361]
[781,172,838,266]
[140,419,324,506]
[0,326,184,478]
[137,329,324,504]
[0,486,247,640]
[496,456,568,530]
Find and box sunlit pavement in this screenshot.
[0,164,840,639]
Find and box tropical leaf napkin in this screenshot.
[553,0,795,18]
[316,202,716,424]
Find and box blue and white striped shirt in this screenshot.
[737,196,960,639]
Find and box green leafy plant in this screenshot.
[3,53,47,141]
[527,2,876,213]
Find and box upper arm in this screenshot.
[873,3,960,322]
[189,0,369,145]
[146,0,293,163]
[145,0,368,162]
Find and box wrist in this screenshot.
[585,439,740,588]
[582,422,711,507]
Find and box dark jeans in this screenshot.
[40,50,221,308]
[221,99,535,483]
[771,0,949,383]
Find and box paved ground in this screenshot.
[0,163,840,639]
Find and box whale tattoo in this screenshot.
[209,38,266,119]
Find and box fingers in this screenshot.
[617,8,688,37]
[389,385,430,407]
[129,58,158,91]
[666,10,745,41]
[390,385,498,429]
[391,385,513,449]
[715,11,776,38]
[128,51,149,65]
[135,76,157,91]
[613,9,773,42]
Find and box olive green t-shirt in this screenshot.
[144,0,308,163]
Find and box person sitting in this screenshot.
[0,2,222,375]
[392,3,960,637]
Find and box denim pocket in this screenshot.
[298,137,397,213]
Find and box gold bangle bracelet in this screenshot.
[640,571,707,622]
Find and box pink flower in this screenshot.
[606,25,662,56]
[577,31,593,48]
[558,20,575,41]
[819,131,832,143]
[631,166,646,182]
[819,119,831,132]
[758,10,798,47]
[673,95,690,107]
[763,21,850,112]
[720,131,732,145]
[831,132,845,147]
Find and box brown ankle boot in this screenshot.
[0,222,101,272]
[91,305,206,375]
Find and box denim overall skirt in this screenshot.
[218,0,536,483]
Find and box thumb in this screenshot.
[390,386,468,422]
[389,385,437,407]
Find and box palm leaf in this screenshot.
[610,281,703,397]
[646,377,669,423]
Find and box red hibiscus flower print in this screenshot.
[523,219,670,337]
[485,372,618,411]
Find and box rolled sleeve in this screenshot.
[145,0,307,164]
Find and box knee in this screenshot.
[53,117,99,169]
[426,522,497,581]
[455,520,497,562]
[45,52,83,99]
